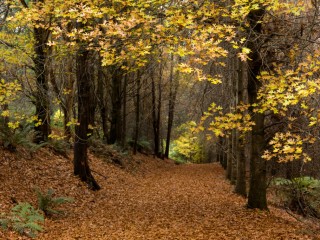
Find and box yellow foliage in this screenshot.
[172,121,204,163]
[262,132,312,163]
[201,103,254,138]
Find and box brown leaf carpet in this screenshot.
[0,149,319,239]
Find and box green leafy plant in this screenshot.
[0,120,46,152]
[48,138,70,157]
[36,188,74,216]
[0,202,44,238]
[272,176,320,218]
[127,138,152,154]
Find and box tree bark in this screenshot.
[165,54,178,158]
[226,137,233,180]
[231,57,237,184]
[235,60,247,197]
[247,8,267,210]
[74,45,100,190]
[151,63,163,158]
[133,73,141,155]
[96,58,108,143]
[32,11,50,143]
[109,67,122,144]
[121,74,127,148]
[157,63,163,157]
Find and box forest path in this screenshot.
[40,160,318,240]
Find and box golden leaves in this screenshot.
[171,121,204,163]
[257,54,320,117]
[201,103,254,138]
[262,132,312,163]
[231,0,305,21]
[0,79,21,105]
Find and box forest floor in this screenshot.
[0,147,320,240]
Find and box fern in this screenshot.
[48,139,70,157]
[272,177,320,218]
[36,188,74,216]
[0,217,9,229]
[1,202,44,238]
[0,120,47,152]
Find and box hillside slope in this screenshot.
[0,147,319,239]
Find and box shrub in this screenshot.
[0,120,46,152]
[36,188,74,216]
[48,138,70,157]
[0,202,44,238]
[127,138,152,154]
[272,176,320,218]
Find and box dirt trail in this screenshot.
[42,161,318,240]
[1,150,319,239]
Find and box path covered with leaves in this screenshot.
[1,149,319,239]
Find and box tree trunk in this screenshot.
[74,46,100,190]
[231,129,237,184]
[231,57,237,184]
[122,74,127,148]
[220,137,227,169]
[165,54,178,158]
[235,60,247,197]
[96,58,108,142]
[33,24,50,143]
[109,68,122,144]
[217,137,223,165]
[151,63,163,158]
[247,111,266,209]
[226,137,233,180]
[133,73,141,155]
[247,8,267,210]
[157,63,163,157]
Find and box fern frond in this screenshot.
[52,197,74,205]
[24,222,43,232]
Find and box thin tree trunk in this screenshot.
[109,68,122,144]
[157,62,163,157]
[133,73,141,155]
[165,54,178,158]
[151,75,158,156]
[221,137,227,169]
[226,55,234,181]
[217,137,223,165]
[96,58,108,142]
[231,129,237,184]
[231,57,238,184]
[226,137,233,180]
[235,60,247,197]
[122,74,127,148]
[33,21,50,143]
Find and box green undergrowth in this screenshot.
[272,176,320,218]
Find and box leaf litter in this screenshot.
[0,146,319,239]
